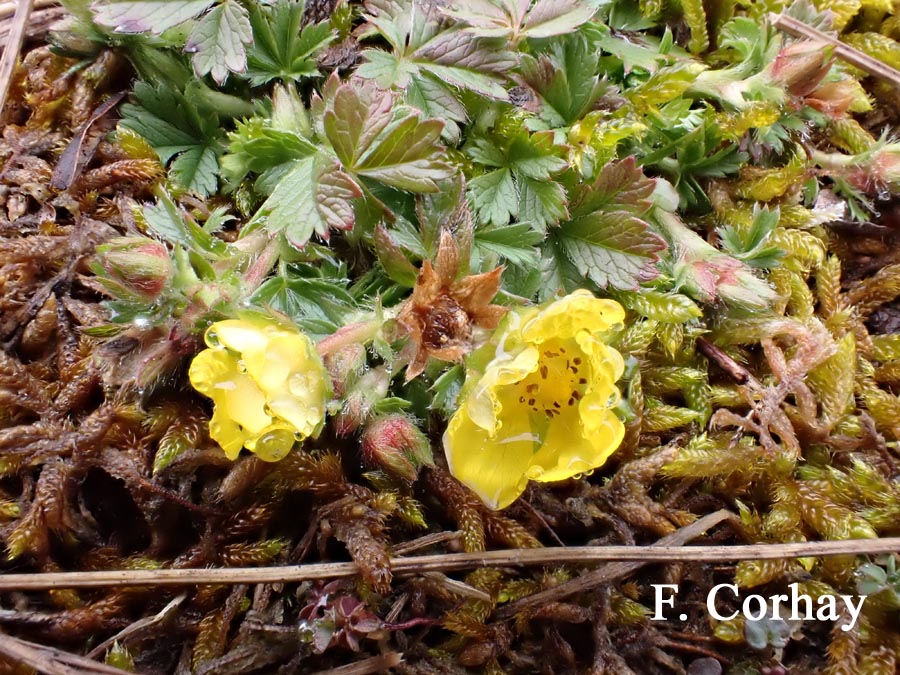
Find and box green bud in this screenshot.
[93,237,172,303]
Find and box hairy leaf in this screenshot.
[91,0,214,33]
[322,79,452,192]
[358,0,515,104]
[251,155,361,248]
[245,0,334,85]
[185,0,253,84]
[554,210,666,290]
[445,0,599,42]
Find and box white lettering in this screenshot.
[707,583,739,621]
[842,595,866,632]
[651,584,678,620]
[817,595,838,622]
[743,594,767,621]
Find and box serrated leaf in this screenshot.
[473,223,542,266]
[358,0,514,101]
[245,0,334,85]
[118,80,226,192]
[250,276,355,335]
[554,210,667,290]
[169,143,219,196]
[569,156,656,217]
[467,127,568,228]
[185,0,252,84]
[445,0,598,42]
[323,79,452,192]
[91,0,214,33]
[252,155,361,248]
[470,168,517,226]
[221,117,317,185]
[520,32,607,128]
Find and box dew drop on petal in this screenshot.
[254,428,295,462]
[288,372,309,396]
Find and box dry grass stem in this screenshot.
[1,512,898,591]
[0,0,35,113]
[0,633,136,675]
[308,652,404,675]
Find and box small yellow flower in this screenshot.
[443,290,626,510]
[188,317,330,462]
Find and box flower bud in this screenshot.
[324,344,366,397]
[333,367,390,437]
[360,414,433,481]
[93,236,172,303]
[769,41,834,98]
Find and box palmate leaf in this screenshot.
[91,0,213,33]
[553,210,667,290]
[322,79,452,192]
[241,79,453,249]
[520,32,607,129]
[119,81,224,195]
[251,155,361,248]
[467,126,568,229]
[444,0,599,43]
[549,159,666,290]
[245,0,334,85]
[185,0,252,84]
[357,0,515,139]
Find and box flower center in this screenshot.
[421,295,471,349]
[514,339,589,420]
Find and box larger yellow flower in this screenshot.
[443,290,626,510]
[188,317,330,462]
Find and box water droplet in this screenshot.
[206,330,220,348]
[288,373,309,396]
[133,315,150,329]
[254,428,295,461]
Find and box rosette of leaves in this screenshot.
[223,76,454,249]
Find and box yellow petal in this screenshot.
[443,401,537,510]
[209,406,249,460]
[522,290,625,343]
[529,407,624,483]
[211,319,270,354]
[466,346,539,434]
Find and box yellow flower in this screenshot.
[443,290,626,510]
[188,317,330,462]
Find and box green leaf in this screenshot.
[357,0,515,101]
[470,168,517,226]
[119,81,225,195]
[520,33,607,128]
[250,276,355,335]
[169,143,220,195]
[374,225,419,286]
[466,126,568,228]
[473,222,542,266]
[245,0,334,85]
[221,116,317,185]
[445,0,599,42]
[568,156,656,218]
[553,210,667,290]
[185,0,252,84]
[252,156,361,249]
[91,0,214,33]
[323,79,453,192]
